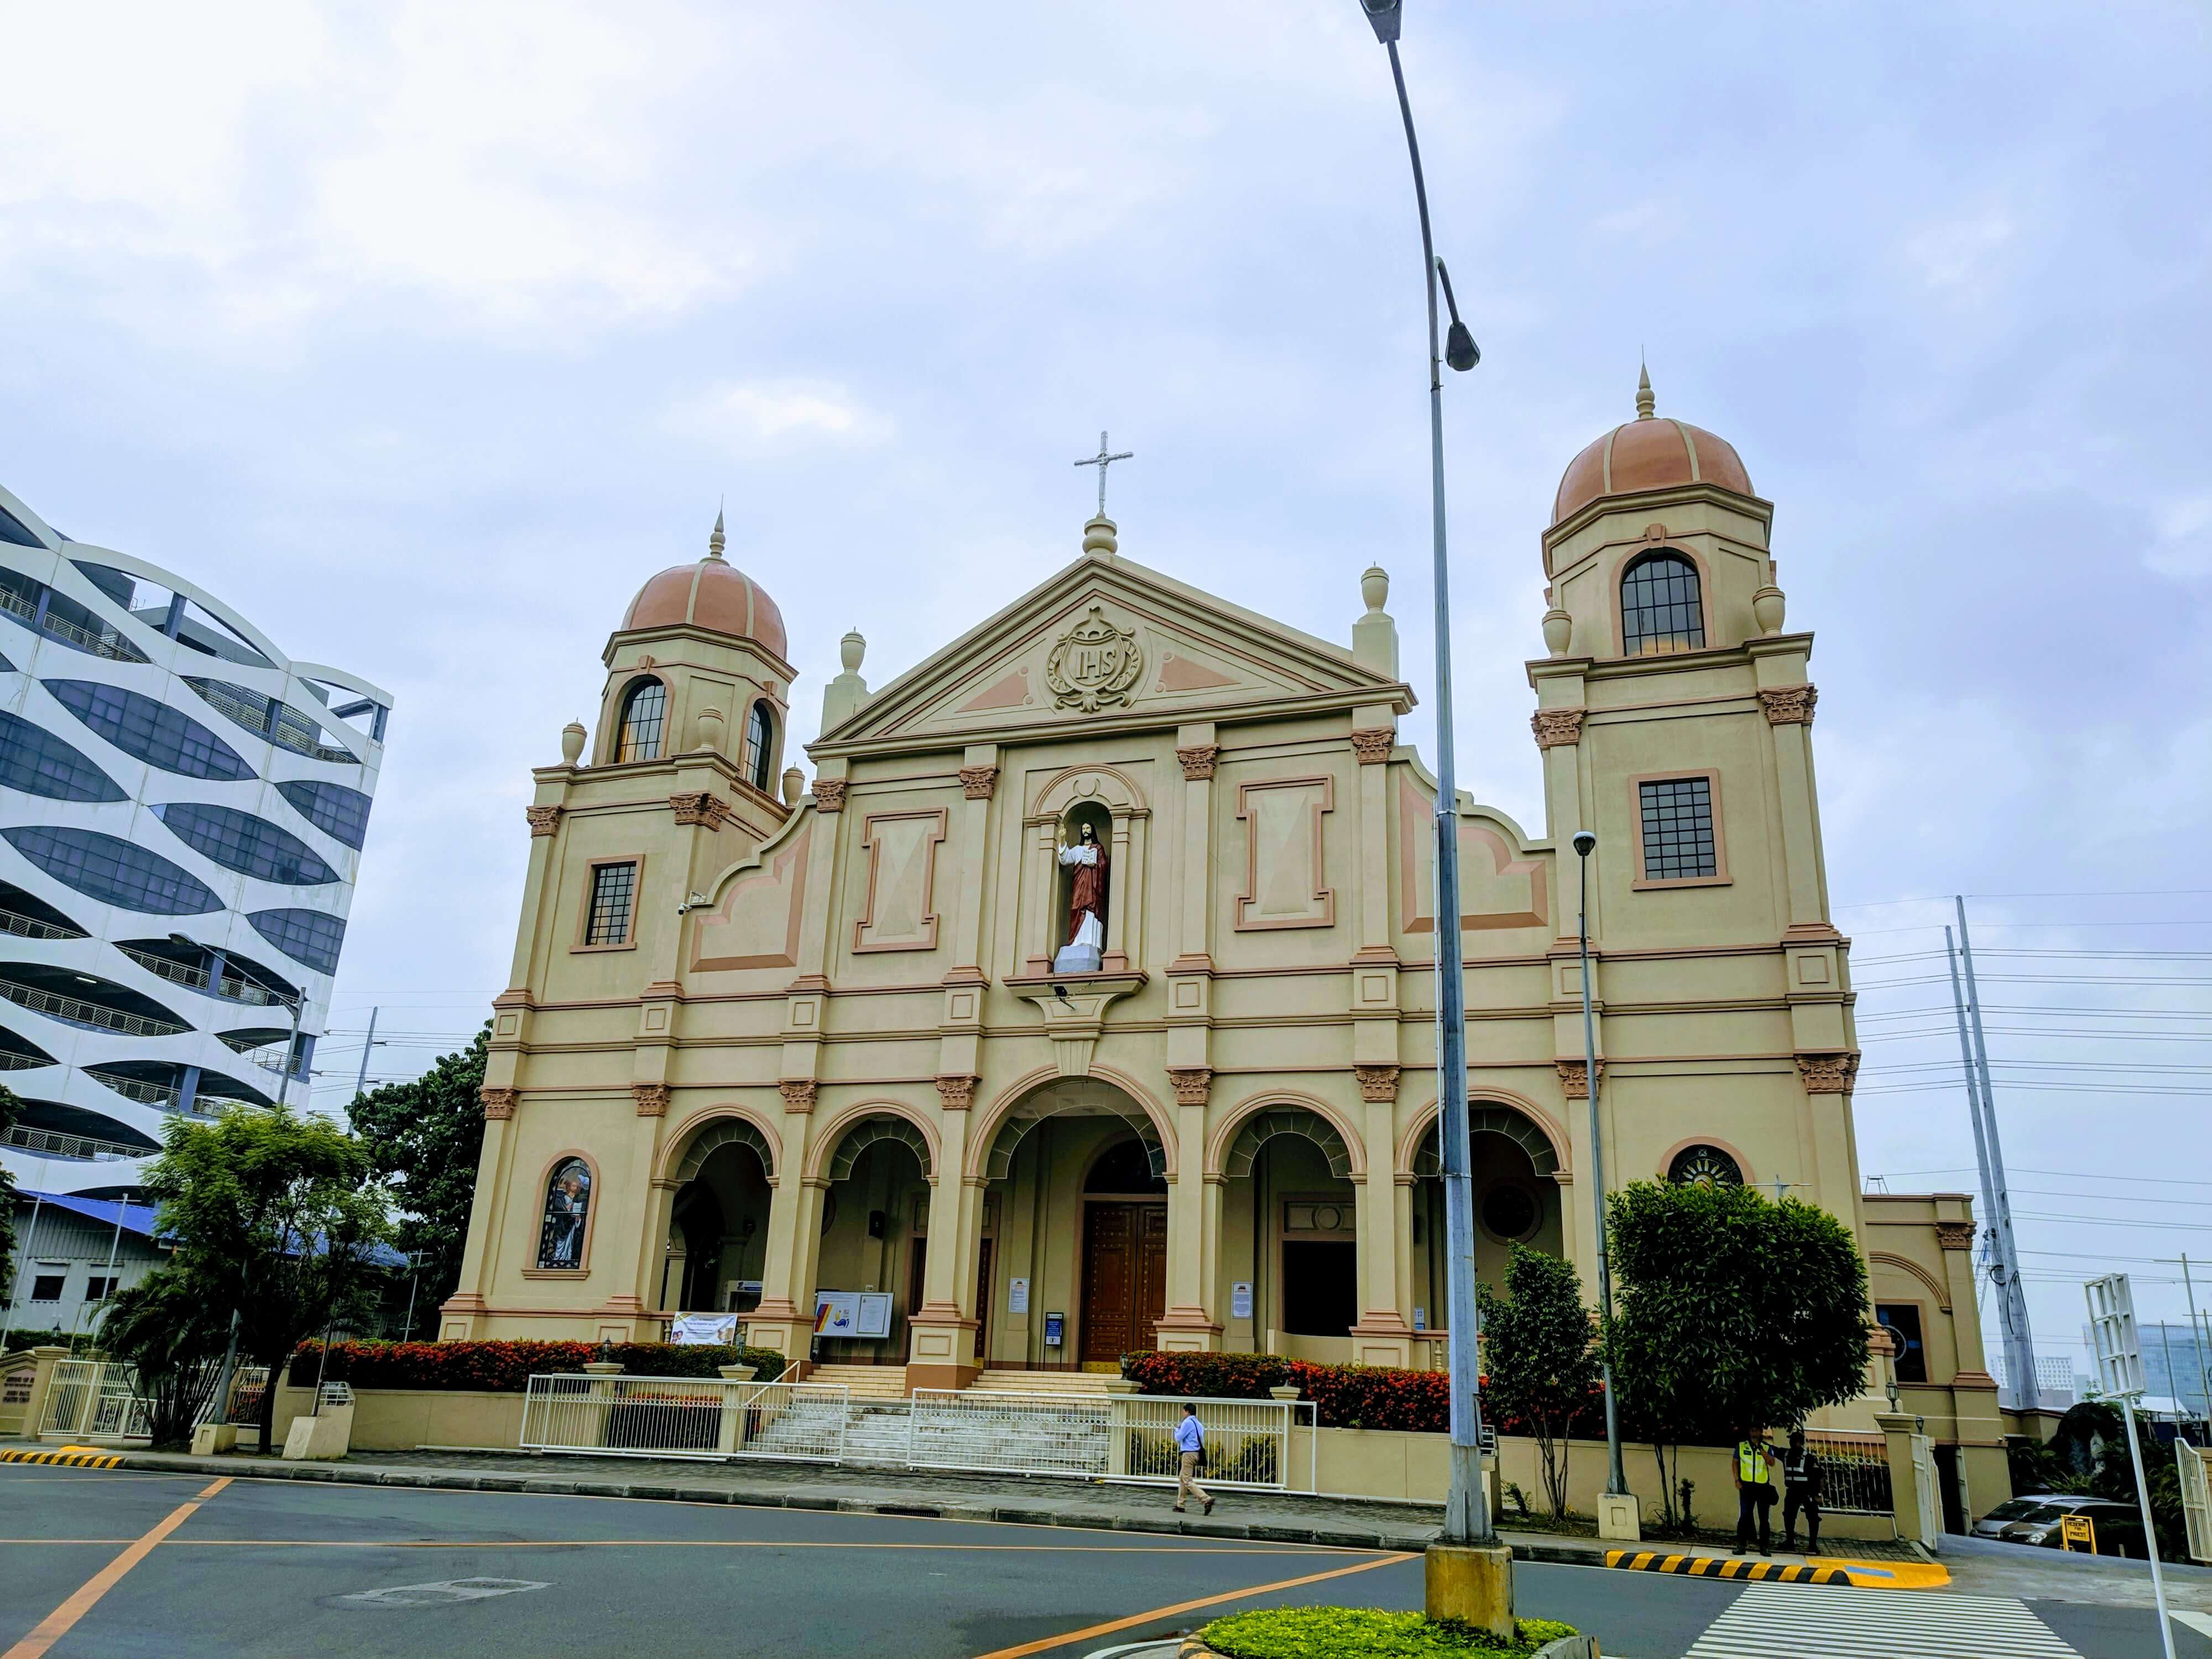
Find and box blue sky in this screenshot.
[3,2,2207,1359]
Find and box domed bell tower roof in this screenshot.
[619,510,789,661]
[1551,367,1754,528]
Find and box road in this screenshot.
[0,1463,2204,1658]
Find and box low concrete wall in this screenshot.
[269,1384,526,1453]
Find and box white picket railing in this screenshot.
[37,1359,264,1441]
[2180,1438,2211,1565]
[518,1373,849,1464]
[905,1389,1307,1491]
[1113,1394,1302,1491]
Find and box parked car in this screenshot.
[1972,1494,2143,1556]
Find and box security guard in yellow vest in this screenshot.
[1733,1427,1776,1556]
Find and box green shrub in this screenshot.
[290,1339,789,1392]
[1200,1608,1577,1657]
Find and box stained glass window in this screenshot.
[538,1158,592,1269]
[614,679,665,763]
[1620,552,1705,656]
[1667,1144,1743,1187]
[1639,776,1717,881]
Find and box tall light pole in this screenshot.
[1573,833,1628,1501]
[1357,1,1509,1632]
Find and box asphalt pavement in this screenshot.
[1,1463,2206,1658]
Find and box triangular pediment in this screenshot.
[813,549,1411,754]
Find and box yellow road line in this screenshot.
[1,1477,228,1659]
[968,1551,1409,1659]
[161,1538,1375,1553]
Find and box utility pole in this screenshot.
[1945,926,2018,1401]
[1956,896,2039,1410]
[352,1006,380,1100]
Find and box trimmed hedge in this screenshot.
[1121,1351,1451,1432]
[1201,1609,1578,1657]
[290,1339,789,1392]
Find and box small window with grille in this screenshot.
[613,678,666,763]
[743,701,774,793]
[1620,551,1705,656]
[1637,775,1719,883]
[583,861,637,946]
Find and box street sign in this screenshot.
[2087,1274,2147,1399]
[2060,1514,2096,1553]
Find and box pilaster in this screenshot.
[1156,1095,1221,1349]
[1170,722,1217,974]
[1351,1078,1414,1366]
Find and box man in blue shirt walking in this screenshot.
[1174,1402,1215,1515]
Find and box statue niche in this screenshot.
[1053,803,1113,974]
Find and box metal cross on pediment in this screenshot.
[1073,431,1134,517]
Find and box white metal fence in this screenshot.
[2180,1438,2211,1565]
[1115,1395,1301,1490]
[1803,1430,1893,1514]
[37,1359,266,1441]
[518,1374,849,1463]
[907,1390,1109,1479]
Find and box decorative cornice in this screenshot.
[1176,744,1219,781]
[1166,1066,1213,1107]
[1530,708,1587,750]
[1354,1063,1401,1104]
[1554,1058,1601,1100]
[525,805,562,837]
[669,791,735,829]
[1796,1050,1860,1094]
[811,778,847,813]
[958,764,999,801]
[1349,727,1394,765]
[479,1086,518,1121]
[778,1079,818,1114]
[1934,1220,1977,1251]
[1759,684,1818,726]
[631,1082,670,1118]
[933,1074,978,1110]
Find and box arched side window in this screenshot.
[537,1156,593,1269]
[1620,551,1705,656]
[1667,1143,1743,1188]
[613,678,666,763]
[742,701,774,793]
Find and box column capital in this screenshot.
[631,1082,670,1117]
[1175,743,1219,781]
[779,1078,818,1113]
[958,764,999,800]
[669,790,735,829]
[479,1086,518,1120]
[525,805,562,837]
[933,1073,978,1110]
[1530,707,1587,749]
[1759,684,1818,726]
[1794,1050,1860,1094]
[1354,1062,1401,1104]
[1165,1066,1212,1107]
[1554,1058,1600,1100]
[1349,727,1395,765]
[811,778,848,813]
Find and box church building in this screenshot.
[442,378,1999,1485]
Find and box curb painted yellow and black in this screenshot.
[1606,1547,1855,1585]
[0,1446,124,1468]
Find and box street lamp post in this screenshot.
[1574,833,1630,1511]
[1357,1,1511,1633]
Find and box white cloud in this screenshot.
[670,382,890,447]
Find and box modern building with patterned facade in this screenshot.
[444,377,2007,1506]
[0,483,392,1198]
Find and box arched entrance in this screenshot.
[1220,1106,1359,1362]
[1412,1103,1566,1315]
[816,1113,932,1364]
[661,1117,775,1314]
[972,1076,1170,1369]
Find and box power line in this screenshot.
[1836,889,2212,909]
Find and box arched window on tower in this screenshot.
[742,701,774,794]
[538,1157,593,1269]
[613,678,666,763]
[1667,1143,1743,1188]
[1620,551,1705,656]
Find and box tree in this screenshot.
[97,1268,230,1449]
[1476,1243,1600,1520]
[142,1103,392,1449]
[348,1022,488,1319]
[1607,1179,1870,1530]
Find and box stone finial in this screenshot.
[841,629,865,673]
[1083,515,1118,558]
[1541,607,1573,657]
[560,721,586,765]
[1635,363,1655,420]
[1361,566,1389,613]
[1752,585,1787,635]
[693,705,726,753]
[707,507,727,561]
[781,765,804,806]
[1352,565,1399,678]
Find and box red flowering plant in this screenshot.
[290,1339,788,1392]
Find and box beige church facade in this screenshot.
[443,380,2001,1485]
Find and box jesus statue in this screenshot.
[1053,821,1110,974]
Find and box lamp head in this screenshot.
[1358,0,1402,43]
[1572,830,1597,859]
[1445,320,1480,372]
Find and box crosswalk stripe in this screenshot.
[1686,1583,2081,1658]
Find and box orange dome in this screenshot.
[1552,369,1754,526]
[619,516,788,660]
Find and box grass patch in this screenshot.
[1199,1608,1578,1658]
